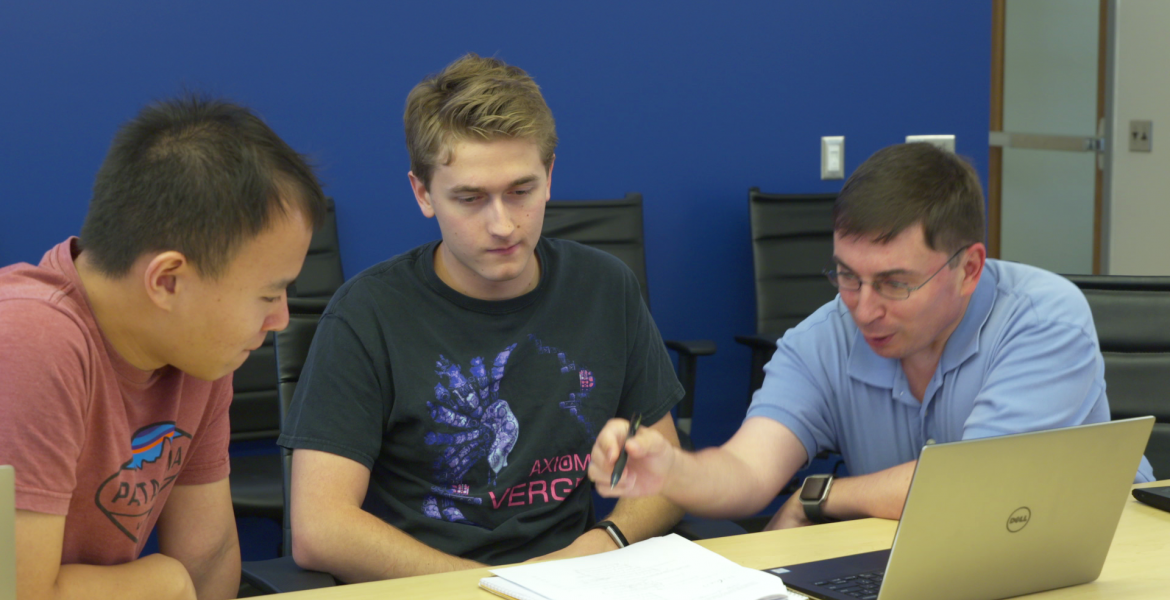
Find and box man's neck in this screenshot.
[74,253,165,372]
[432,243,541,301]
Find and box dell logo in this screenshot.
[1007,507,1031,532]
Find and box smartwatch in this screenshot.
[799,474,834,524]
[592,520,629,548]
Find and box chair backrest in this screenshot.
[231,198,343,441]
[747,189,838,337]
[542,193,650,308]
[1065,274,1170,478]
[273,311,325,555]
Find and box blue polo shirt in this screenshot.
[747,258,1155,483]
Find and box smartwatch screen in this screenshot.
[800,477,828,501]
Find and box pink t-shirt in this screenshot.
[0,238,232,565]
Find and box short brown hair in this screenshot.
[404,53,557,188]
[832,142,985,254]
[81,95,327,280]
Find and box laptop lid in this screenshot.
[1,466,15,600]
[879,417,1153,600]
[775,417,1154,600]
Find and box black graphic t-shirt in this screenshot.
[279,238,683,564]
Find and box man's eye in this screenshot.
[838,272,861,283]
[879,280,911,291]
[262,296,281,303]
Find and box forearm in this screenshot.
[659,446,784,519]
[607,493,685,543]
[823,460,916,521]
[176,534,240,600]
[294,503,485,582]
[47,554,195,600]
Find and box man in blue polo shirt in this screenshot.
[588,142,1155,529]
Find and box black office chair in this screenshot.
[734,189,838,405]
[239,312,337,594]
[230,198,345,529]
[1064,275,1170,479]
[731,190,842,526]
[542,193,715,447]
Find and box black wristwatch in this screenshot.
[592,520,629,548]
[799,474,834,524]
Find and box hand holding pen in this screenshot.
[610,413,642,487]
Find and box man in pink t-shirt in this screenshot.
[0,96,328,600]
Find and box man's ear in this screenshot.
[543,154,555,202]
[408,171,435,218]
[142,251,190,311]
[959,243,987,296]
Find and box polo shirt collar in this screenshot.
[847,262,999,388]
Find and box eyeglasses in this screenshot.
[824,245,972,301]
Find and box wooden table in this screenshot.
[270,481,1170,600]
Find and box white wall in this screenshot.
[1000,0,1099,275]
[1105,0,1170,274]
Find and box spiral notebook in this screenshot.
[479,534,800,600]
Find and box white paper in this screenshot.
[486,534,789,600]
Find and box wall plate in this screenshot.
[906,134,956,152]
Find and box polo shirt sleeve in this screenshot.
[963,308,1103,441]
[745,315,841,467]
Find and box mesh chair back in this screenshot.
[274,311,325,554]
[542,193,650,307]
[1065,275,1170,478]
[747,189,838,337]
[231,198,343,440]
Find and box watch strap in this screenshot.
[592,520,629,548]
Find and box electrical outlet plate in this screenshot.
[821,136,844,180]
[1129,120,1152,152]
[906,134,956,152]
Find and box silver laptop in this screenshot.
[1,466,15,600]
[770,417,1154,600]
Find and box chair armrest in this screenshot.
[664,339,717,357]
[735,334,780,408]
[663,340,716,443]
[240,556,337,595]
[733,334,778,352]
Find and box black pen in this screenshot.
[610,414,642,487]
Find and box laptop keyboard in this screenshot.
[814,570,884,599]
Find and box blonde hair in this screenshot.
[404,53,557,188]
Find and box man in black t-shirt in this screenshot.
[279,53,686,582]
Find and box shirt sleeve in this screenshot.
[745,312,841,467]
[964,308,1156,484]
[0,299,90,514]
[964,314,1105,441]
[617,267,685,428]
[175,375,232,486]
[277,305,389,471]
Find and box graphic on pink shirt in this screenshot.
[95,422,192,543]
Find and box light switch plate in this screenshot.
[1129,120,1152,152]
[821,136,844,180]
[906,134,956,152]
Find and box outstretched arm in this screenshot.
[590,416,808,520]
[289,449,486,582]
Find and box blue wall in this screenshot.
[0,2,990,450]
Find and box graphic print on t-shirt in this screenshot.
[528,334,597,439]
[421,336,604,525]
[424,344,521,525]
[95,422,191,543]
